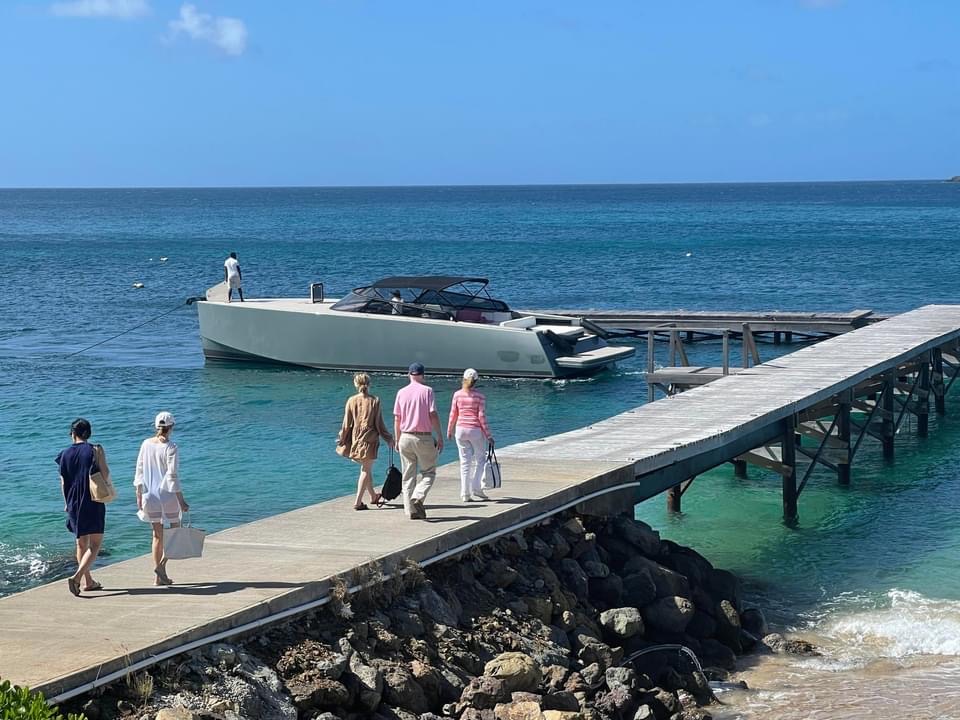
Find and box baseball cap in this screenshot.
[463,368,479,381]
[155,411,176,428]
[408,362,425,376]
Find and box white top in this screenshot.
[224,256,240,278]
[134,438,181,523]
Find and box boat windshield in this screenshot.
[330,277,511,321]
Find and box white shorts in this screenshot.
[227,275,242,289]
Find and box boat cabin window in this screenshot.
[330,278,512,323]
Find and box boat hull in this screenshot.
[197,299,632,378]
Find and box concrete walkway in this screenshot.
[5,305,960,701]
[0,457,631,700]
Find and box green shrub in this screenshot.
[0,679,85,720]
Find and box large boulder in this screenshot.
[417,586,460,627]
[706,569,741,611]
[346,653,384,712]
[643,597,695,634]
[375,661,429,715]
[286,676,350,712]
[624,557,690,599]
[740,608,768,638]
[493,700,543,720]
[622,570,658,608]
[589,573,625,608]
[599,607,645,639]
[613,518,661,557]
[714,600,742,653]
[557,559,590,600]
[459,676,511,710]
[483,653,543,694]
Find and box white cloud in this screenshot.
[50,0,150,19]
[168,3,248,56]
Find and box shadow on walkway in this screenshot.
[84,580,306,598]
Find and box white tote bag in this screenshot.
[483,441,502,490]
[163,513,206,560]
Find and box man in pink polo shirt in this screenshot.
[393,362,444,519]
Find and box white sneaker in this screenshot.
[461,495,474,502]
[471,490,490,501]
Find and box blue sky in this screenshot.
[0,0,957,186]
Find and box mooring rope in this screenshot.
[62,296,204,359]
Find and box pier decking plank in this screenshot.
[3,305,960,701]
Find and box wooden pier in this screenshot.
[2,305,959,703]
[542,308,887,343]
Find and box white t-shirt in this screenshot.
[224,256,240,279]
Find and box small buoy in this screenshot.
[159,257,168,262]
[132,282,145,289]
[685,252,693,257]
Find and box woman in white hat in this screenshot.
[447,368,494,502]
[134,411,189,585]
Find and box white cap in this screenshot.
[463,368,479,381]
[155,411,176,428]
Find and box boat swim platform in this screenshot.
[4,304,960,702]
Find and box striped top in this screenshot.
[447,389,491,437]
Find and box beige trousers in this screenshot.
[399,433,438,517]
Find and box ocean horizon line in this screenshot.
[0,177,951,192]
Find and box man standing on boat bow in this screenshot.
[393,362,443,519]
[224,252,244,303]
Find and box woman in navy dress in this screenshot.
[56,418,106,596]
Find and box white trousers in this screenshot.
[399,433,437,517]
[455,426,487,499]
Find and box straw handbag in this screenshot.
[88,443,117,504]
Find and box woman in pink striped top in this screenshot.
[447,368,494,502]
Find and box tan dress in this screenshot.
[338,393,392,461]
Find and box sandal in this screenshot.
[372,492,382,506]
[154,567,173,586]
[83,582,103,591]
[67,577,81,597]
[353,503,368,511]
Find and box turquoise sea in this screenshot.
[3,182,960,717]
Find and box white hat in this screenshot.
[155,411,176,428]
[463,368,479,381]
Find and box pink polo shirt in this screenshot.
[393,381,436,432]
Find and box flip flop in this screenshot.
[67,577,80,597]
[353,503,368,511]
[83,582,103,591]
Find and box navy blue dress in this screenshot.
[56,442,106,537]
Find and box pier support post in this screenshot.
[647,330,656,403]
[773,331,782,345]
[882,377,895,460]
[666,484,682,513]
[838,399,851,485]
[666,476,696,513]
[781,418,798,522]
[732,459,748,479]
[933,348,946,415]
[918,358,931,437]
[785,331,793,344]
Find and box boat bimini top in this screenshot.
[330,276,513,323]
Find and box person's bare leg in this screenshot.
[359,460,375,504]
[71,533,103,587]
[83,535,103,589]
[74,536,90,586]
[238,288,244,302]
[151,523,169,585]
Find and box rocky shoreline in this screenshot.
[64,512,816,720]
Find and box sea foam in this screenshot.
[821,589,960,658]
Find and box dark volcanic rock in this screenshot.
[643,597,695,634]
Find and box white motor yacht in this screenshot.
[196,276,634,378]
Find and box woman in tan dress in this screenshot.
[338,373,394,510]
